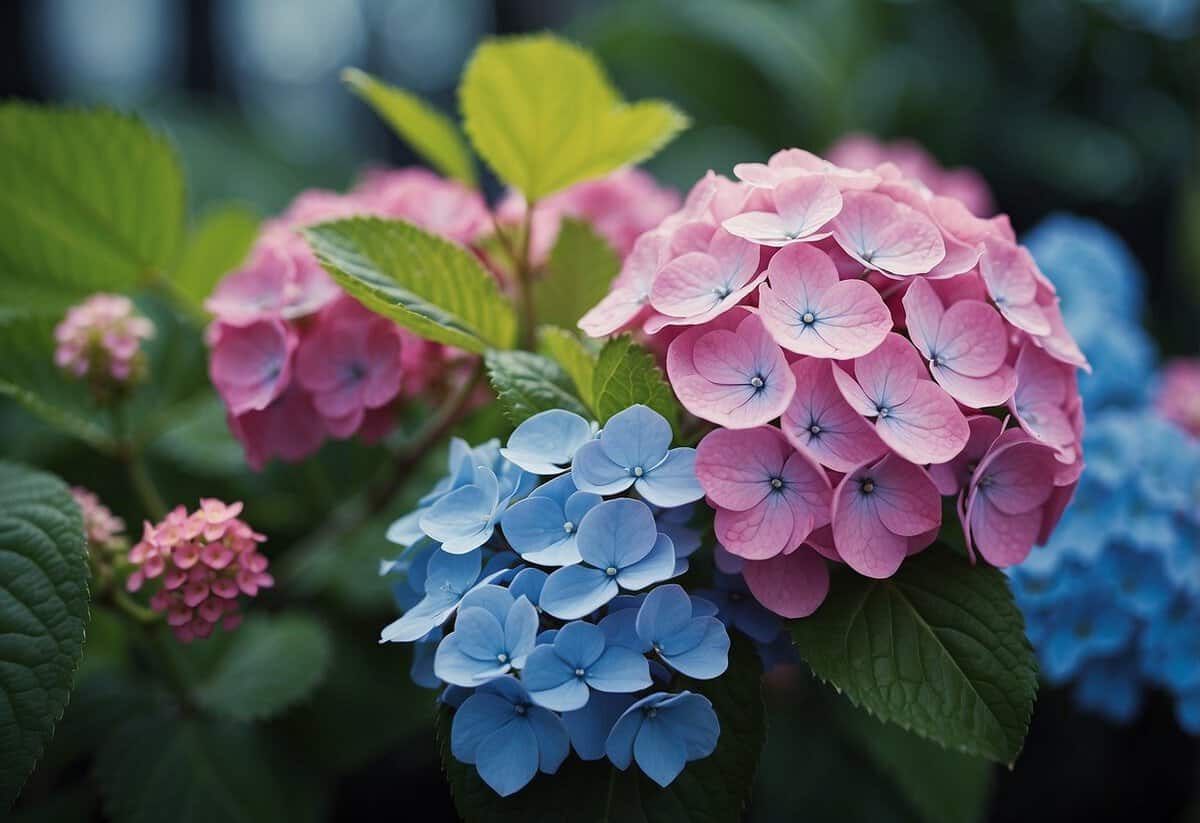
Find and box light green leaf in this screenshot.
[172,205,260,311]
[592,334,681,436]
[789,548,1038,764]
[0,105,185,308]
[459,33,689,200]
[533,219,621,331]
[537,326,598,411]
[342,68,477,187]
[192,614,333,722]
[0,461,88,808]
[306,217,517,353]
[485,349,589,425]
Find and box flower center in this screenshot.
[750,375,765,389]
[575,667,586,678]
[801,311,816,325]
[770,477,783,490]
[809,423,822,435]
[632,466,645,477]
[861,479,876,494]
[877,406,891,418]
[645,707,658,718]
[605,566,618,577]
[346,360,368,381]
[514,704,527,716]
[563,521,575,534]
[497,652,509,664]
[712,285,731,299]
[652,642,663,654]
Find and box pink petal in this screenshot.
[716,494,796,559]
[782,358,888,472]
[934,300,1009,377]
[978,239,1050,336]
[974,438,1059,515]
[692,329,756,385]
[695,426,785,511]
[650,251,726,318]
[779,449,834,539]
[742,549,830,618]
[721,212,797,246]
[844,333,926,409]
[877,380,970,465]
[932,363,1016,409]
[831,364,879,417]
[831,472,909,579]
[967,494,1042,567]
[1037,481,1077,545]
[869,454,941,537]
[773,175,842,238]
[579,286,648,337]
[874,183,982,278]
[829,190,946,276]
[1033,296,1090,371]
[900,277,944,361]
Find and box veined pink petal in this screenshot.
[782,358,888,472]
[692,330,757,385]
[1011,343,1077,449]
[979,238,1050,336]
[831,471,908,579]
[931,363,1016,409]
[779,449,834,540]
[841,333,925,410]
[209,319,296,415]
[774,175,842,238]
[742,549,830,618]
[716,494,796,559]
[579,286,649,337]
[972,437,1059,515]
[830,190,945,276]
[868,455,941,537]
[966,494,1043,567]
[874,183,982,278]
[650,252,727,318]
[875,380,970,465]
[695,426,785,511]
[1033,295,1090,371]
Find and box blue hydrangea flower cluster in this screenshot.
[380,404,788,796]
[1012,215,1200,733]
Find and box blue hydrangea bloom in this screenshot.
[420,459,536,554]
[434,585,540,687]
[450,676,570,797]
[509,567,548,609]
[573,405,704,507]
[561,691,637,760]
[387,438,503,546]
[521,620,652,711]
[381,547,508,643]
[540,499,677,619]
[633,585,730,680]
[605,691,720,788]
[500,473,602,566]
[500,409,597,475]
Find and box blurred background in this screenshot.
[2,1,1197,820]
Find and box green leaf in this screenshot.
[788,548,1037,764]
[592,335,681,436]
[192,614,332,722]
[172,205,260,311]
[485,349,590,425]
[0,105,185,308]
[0,461,89,808]
[533,219,621,331]
[459,33,689,200]
[438,636,764,822]
[306,217,517,353]
[342,68,477,187]
[537,326,598,411]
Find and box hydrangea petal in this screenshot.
[633,717,688,788]
[659,618,730,679]
[450,692,514,763]
[874,380,971,465]
[830,190,946,276]
[476,721,540,797]
[571,440,635,496]
[500,409,595,474]
[563,692,637,760]
[616,533,677,591]
[576,498,658,570]
[586,646,653,693]
[742,549,830,618]
[782,358,888,472]
[540,565,620,620]
[715,494,795,560]
[636,448,704,507]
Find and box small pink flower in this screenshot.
[741,547,830,618]
[927,414,1004,496]
[208,318,297,415]
[1156,358,1200,438]
[578,230,671,337]
[780,357,887,472]
[54,294,154,393]
[978,238,1051,336]
[355,168,490,245]
[757,244,891,359]
[227,383,328,471]
[667,310,795,428]
[646,230,764,332]
[831,454,941,578]
[832,333,970,465]
[721,175,842,247]
[734,148,880,191]
[1009,342,1078,459]
[70,487,126,553]
[829,190,946,277]
[695,426,831,559]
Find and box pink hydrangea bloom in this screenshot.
[226,383,328,471]
[647,230,763,331]
[355,168,490,245]
[54,294,154,393]
[781,357,887,472]
[71,486,126,553]
[1156,358,1200,438]
[126,499,272,643]
[741,549,830,618]
[208,317,297,415]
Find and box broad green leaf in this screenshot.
[342,68,477,187]
[533,219,621,331]
[485,349,590,424]
[192,614,332,722]
[789,548,1037,764]
[537,326,598,411]
[0,461,88,808]
[459,33,689,200]
[306,217,517,353]
[172,205,260,311]
[592,335,681,436]
[439,636,764,822]
[0,105,185,308]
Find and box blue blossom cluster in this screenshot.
[380,404,783,796]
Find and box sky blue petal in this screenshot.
[460,584,516,624]
[564,490,604,525]
[658,692,720,760]
[605,699,648,770]
[600,405,671,471]
[599,608,649,653]
[434,632,509,687]
[501,496,569,559]
[454,606,507,661]
[617,533,676,592]
[540,565,620,620]
[637,448,704,508]
[537,628,558,645]
[421,484,495,553]
[527,673,591,712]
[505,596,540,666]
[481,550,519,578]
[385,508,426,547]
[576,498,658,570]
[563,692,637,760]
[476,721,540,797]
[520,537,583,568]
[521,645,575,693]
[501,409,595,474]
[478,674,530,704]
[450,692,514,763]
[533,471,579,504]
[635,584,693,648]
[660,619,730,680]
[658,618,709,657]
[690,595,720,619]
[379,590,459,643]
[554,620,607,669]
[528,706,571,774]
[410,633,441,689]
[572,440,635,496]
[509,568,548,607]
[634,716,688,788]
[425,547,482,596]
[586,646,652,693]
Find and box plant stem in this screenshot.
[514,199,538,350]
[112,589,162,624]
[112,404,168,521]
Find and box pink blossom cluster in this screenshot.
[126,499,272,643]
[1156,358,1200,438]
[579,148,1088,619]
[70,486,126,553]
[54,294,154,394]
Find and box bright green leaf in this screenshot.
[193,614,333,722]
[592,334,681,436]
[537,326,598,411]
[459,33,689,200]
[0,105,185,308]
[306,217,517,353]
[172,205,260,311]
[485,349,589,425]
[533,219,621,331]
[342,68,477,187]
[0,461,88,808]
[789,548,1038,764]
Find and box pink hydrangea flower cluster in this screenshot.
[580,148,1088,619]
[1156,358,1200,438]
[70,486,126,553]
[126,499,271,643]
[54,294,154,396]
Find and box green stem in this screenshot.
[126,453,168,521]
[514,199,538,350]
[112,589,162,624]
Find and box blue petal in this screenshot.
[572,440,635,496]
[563,692,637,760]
[658,691,719,759]
[476,720,540,796]
[532,472,579,505]
[425,547,482,596]
[540,565,620,620]
[635,584,694,648]
[501,409,595,474]
[501,496,568,556]
[616,533,676,592]
[421,484,496,553]
[509,568,548,607]
[689,595,721,619]
[634,716,688,787]
[564,490,604,525]
[660,619,730,680]
[410,634,441,689]
[637,448,704,507]
[554,620,607,669]
[521,645,578,709]
[586,646,652,693]
[575,498,658,571]
[600,405,672,471]
[605,697,650,770]
[460,584,516,624]
[527,705,571,774]
[434,632,509,687]
[528,674,591,712]
[505,596,540,666]
[380,590,459,643]
[454,606,507,661]
[385,508,426,547]
[599,608,649,653]
[451,691,514,763]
